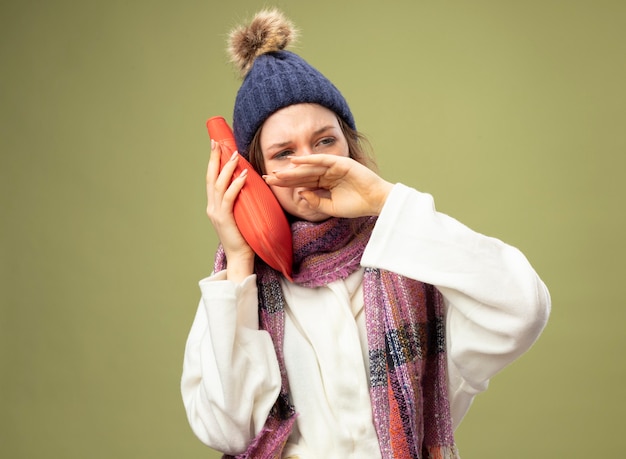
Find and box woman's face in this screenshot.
[259,103,350,222]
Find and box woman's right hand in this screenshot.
[206,140,255,282]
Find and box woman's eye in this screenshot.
[273,150,293,159]
[317,137,335,147]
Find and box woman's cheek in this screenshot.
[269,185,295,211]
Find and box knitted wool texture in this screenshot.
[215,217,459,459]
[232,50,356,158]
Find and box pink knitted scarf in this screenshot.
[215,216,459,459]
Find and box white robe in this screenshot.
[181,183,551,458]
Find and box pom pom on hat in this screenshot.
[228,9,298,77]
[228,9,355,157]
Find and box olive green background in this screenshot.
[2,0,624,457]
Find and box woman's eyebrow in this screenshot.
[266,140,292,152]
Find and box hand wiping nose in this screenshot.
[263,154,394,218]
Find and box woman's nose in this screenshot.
[296,146,313,157]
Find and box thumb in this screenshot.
[298,190,329,213]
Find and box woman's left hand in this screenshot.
[263,154,394,218]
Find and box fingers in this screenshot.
[264,166,326,188]
[206,141,243,193]
[289,154,346,168]
[206,140,221,215]
[264,164,348,190]
[264,154,353,188]
[206,139,221,187]
[221,167,248,207]
[214,150,241,193]
[206,140,247,217]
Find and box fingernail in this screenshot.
[211,139,216,149]
[230,151,238,161]
[239,168,248,178]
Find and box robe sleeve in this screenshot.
[180,271,282,454]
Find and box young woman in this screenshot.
[181,9,550,459]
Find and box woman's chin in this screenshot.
[287,206,333,223]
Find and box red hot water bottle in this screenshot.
[206,116,293,280]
